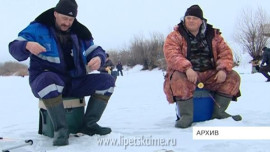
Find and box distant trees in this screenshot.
[0,61,28,76]
[107,32,165,70]
[234,7,270,61]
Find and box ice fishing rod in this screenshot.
[1,139,33,152]
[197,82,242,121]
[0,137,22,141]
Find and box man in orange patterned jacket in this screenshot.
[163,5,241,128]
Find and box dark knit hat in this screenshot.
[185,5,204,20]
[55,0,78,17]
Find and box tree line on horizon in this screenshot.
[0,61,28,77]
[107,32,166,71]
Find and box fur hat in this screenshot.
[55,0,78,17]
[185,5,203,20]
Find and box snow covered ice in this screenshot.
[1,65,270,152]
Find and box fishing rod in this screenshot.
[1,138,33,152]
[197,82,242,121]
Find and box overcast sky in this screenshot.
[1,0,270,62]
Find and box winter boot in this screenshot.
[175,98,193,128]
[80,94,111,136]
[42,95,69,146]
[211,94,232,119]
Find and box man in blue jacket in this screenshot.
[9,0,115,146]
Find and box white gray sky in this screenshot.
[1,0,270,62]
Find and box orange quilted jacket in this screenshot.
[163,23,234,103]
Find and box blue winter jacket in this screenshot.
[9,8,106,82]
[261,48,270,66]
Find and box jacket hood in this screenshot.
[34,8,93,40]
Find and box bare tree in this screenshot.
[234,7,270,60]
[145,32,164,69]
[106,32,165,70]
[129,35,147,68]
[232,49,241,67]
[0,61,28,76]
[128,33,164,70]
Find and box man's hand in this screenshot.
[105,66,112,74]
[87,56,101,71]
[26,42,46,55]
[105,66,111,71]
[186,68,198,84]
[214,70,227,83]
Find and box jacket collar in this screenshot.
[34,8,93,40]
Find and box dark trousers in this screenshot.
[30,71,115,99]
[259,65,270,80]
[117,70,123,76]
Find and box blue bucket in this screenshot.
[176,88,214,122]
[193,88,214,122]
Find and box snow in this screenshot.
[1,64,270,152]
